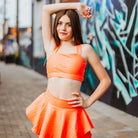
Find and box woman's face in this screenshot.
[57,15,73,41]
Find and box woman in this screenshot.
[26,2,111,138]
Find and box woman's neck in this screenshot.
[60,40,75,47]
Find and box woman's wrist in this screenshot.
[83,98,91,109]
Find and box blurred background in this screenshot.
[0,0,138,117]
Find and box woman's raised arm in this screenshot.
[42,3,91,54]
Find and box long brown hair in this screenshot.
[53,9,83,46]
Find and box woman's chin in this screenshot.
[59,37,70,41]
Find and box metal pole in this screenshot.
[31,0,34,68]
[3,0,7,62]
[3,0,7,38]
[16,0,19,44]
[4,0,6,20]
[16,0,20,64]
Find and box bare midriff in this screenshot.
[47,77,82,100]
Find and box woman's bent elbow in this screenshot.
[107,76,111,88]
[42,5,49,12]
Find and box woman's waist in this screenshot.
[47,87,81,100]
[47,78,82,99]
[48,77,82,88]
[44,90,82,109]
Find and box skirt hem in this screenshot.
[26,90,94,137]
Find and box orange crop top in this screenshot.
[47,45,86,82]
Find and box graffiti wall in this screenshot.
[80,0,138,116]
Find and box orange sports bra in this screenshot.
[47,45,86,82]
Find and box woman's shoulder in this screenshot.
[80,43,94,53]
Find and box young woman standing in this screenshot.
[26,2,111,138]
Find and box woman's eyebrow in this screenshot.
[58,21,71,24]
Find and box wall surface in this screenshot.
[80,0,138,117]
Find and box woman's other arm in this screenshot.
[84,44,111,108]
[68,44,111,108]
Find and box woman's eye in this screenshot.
[57,22,62,25]
[66,23,71,26]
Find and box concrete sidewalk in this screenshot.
[0,61,138,138]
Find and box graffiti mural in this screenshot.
[80,0,138,116]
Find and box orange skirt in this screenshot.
[26,90,94,138]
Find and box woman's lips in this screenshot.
[60,32,67,35]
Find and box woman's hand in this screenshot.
[77,3,92,19]
[67,92,90,108]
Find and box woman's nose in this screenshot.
[61,24,66,30]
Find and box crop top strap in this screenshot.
[77,45,81,55]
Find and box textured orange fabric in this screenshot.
[47,45,86,82]
[26,90,94,138]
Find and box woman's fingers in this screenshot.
[84,14,92,19]
[77,3,92,19]
[67,92,90,109]
[67,92,84,107]
[72,103,82,107]
[68,100,82,108]
[68,100,81,105]
[71,92,80,96]
[67,97,80,101]
[85,8,92,19]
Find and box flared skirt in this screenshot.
[26,90,94,138]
